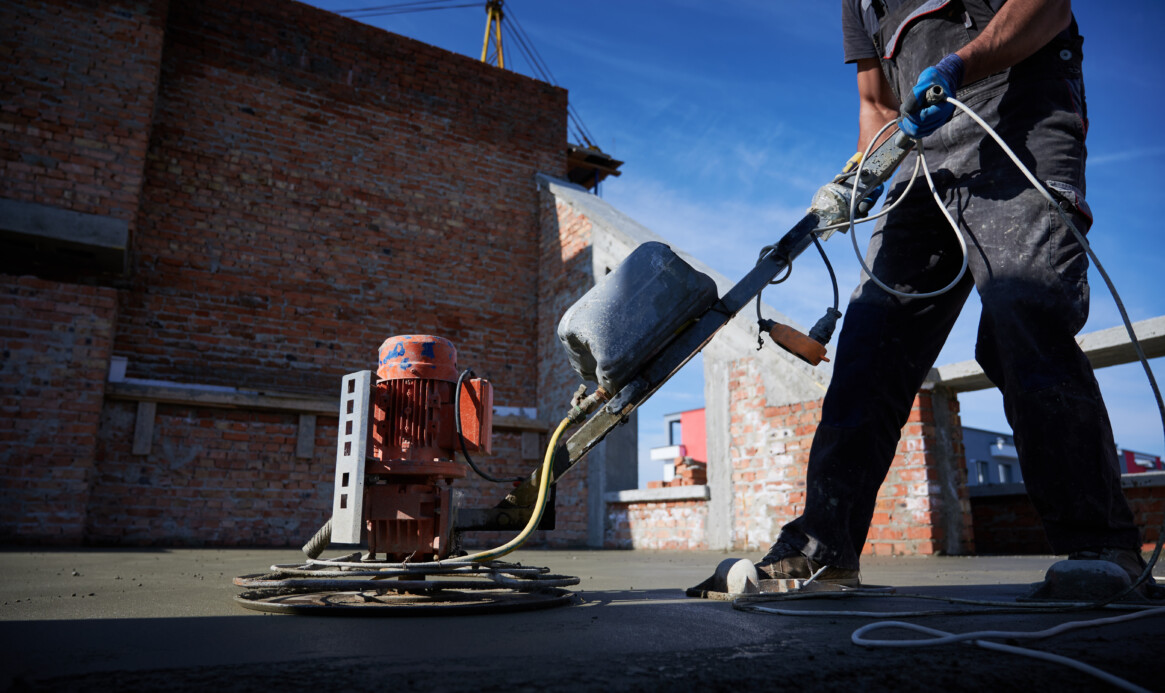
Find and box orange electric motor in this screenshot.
[363,335,493,560]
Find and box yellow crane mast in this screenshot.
[480,0,504,68]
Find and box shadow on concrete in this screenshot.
[5,582,1165,692]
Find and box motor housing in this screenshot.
[331,335,493,561]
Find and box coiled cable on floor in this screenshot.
[851,609,1165,693]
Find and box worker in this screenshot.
[756,0,1157,597]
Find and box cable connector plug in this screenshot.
[758,309,840,367]
[808,307,842,346]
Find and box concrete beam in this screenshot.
[927,316,1165,393]
[604,485,710,504]
[0,197,128,275]
[106,381,338,416]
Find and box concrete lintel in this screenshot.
[966,482,1030,498]
[1121,471,1165,489]
[492,415,549,433]
[604,485,710,504]
[968,472,1165,499]
[0,197,128,275]
[106,381,338,416]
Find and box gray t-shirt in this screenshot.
[841,0,883,63]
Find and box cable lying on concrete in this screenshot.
[850,608,1165,693]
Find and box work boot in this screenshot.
[755,542,860,587]
[1068,547,1165,600]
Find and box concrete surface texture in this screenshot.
[2,548,1163,691]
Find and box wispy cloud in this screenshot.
[1088,146,1165,166]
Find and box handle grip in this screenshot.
[900,83,948,118]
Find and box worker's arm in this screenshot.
[902,0,1072,137]
[856,57,900,153]
[957,0,1072,83]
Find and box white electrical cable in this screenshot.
[847,121,970,299]
[850,608,1165,693]
[811,134,925,237]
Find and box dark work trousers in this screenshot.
[776,73,1140,571]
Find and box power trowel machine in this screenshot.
[233,123,920,615]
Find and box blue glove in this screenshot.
[899,53,965,139]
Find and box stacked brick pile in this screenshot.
[646,457,707,488]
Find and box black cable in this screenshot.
[455,368,522,483]
[336,0,469,14]
[812,234,840,312]
[759,244,793,285]
[753,245,793,344]
[502,9,599,147]
[343,2,479,18]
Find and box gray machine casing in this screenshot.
[557,241,718,395]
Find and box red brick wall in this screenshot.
[0,275,118,543]
[971,484,1163,555]
[3,0,579,546]
[88,401,337,545]
[118,0,566,397]
[727,355,972,555]
[605,500,708,550]
[0,0,167,225]
[727,357,814,550]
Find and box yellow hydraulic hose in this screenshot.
[300,414,576,568]
[449,415,572,564]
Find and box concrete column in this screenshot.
[927,385,973,554]
[586,410,637,548]
[704,355,733,550]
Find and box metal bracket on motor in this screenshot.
[330,370,372,544]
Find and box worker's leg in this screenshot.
[772,170,974,571]
[950,72,1141,554]
[969,189,1139,553]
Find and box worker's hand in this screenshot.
[899,54,965,139]
[834,153,884,218]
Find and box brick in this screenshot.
[3,0,574,547]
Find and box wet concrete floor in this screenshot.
[2,548,1163,691]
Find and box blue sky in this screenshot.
[301,1,1165,484]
